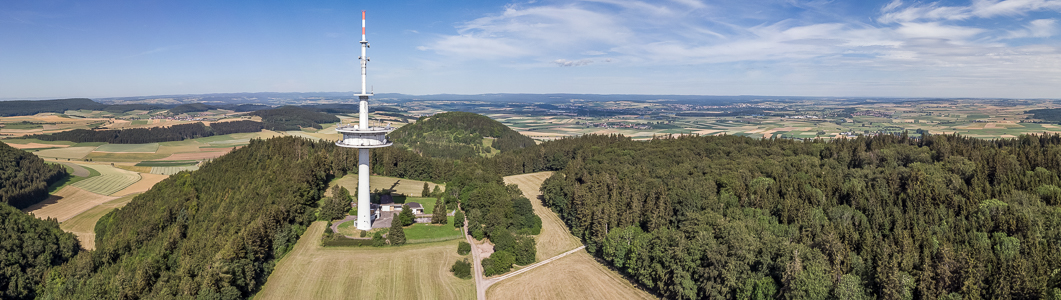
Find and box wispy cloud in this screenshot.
[554,59,594,66]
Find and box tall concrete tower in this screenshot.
[336,11,393,231]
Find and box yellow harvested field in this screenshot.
[332,174,445,197]
[255,222,474,300]
[486,251,656,300]
[503,172,582,259]
[7,143,70,149]
[23,186,117,222]
[59,194,137,250]
[111,172,168,197]
[34,146,98,159]
[114,165,153,173]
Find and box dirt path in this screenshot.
[484,245,585,285]
[57,161,89,177]
[465,217,488,300]
[330,215,357,237]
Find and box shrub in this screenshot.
[454,210,465,229]
[450,259,472,279]
[359,230,368,238]
[372,231,385,247]
[458,241,471,255]
[482,250,515,276]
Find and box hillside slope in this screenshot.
[388,111,535,159]
[0,142,67,209]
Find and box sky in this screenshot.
[2,0,1061,99]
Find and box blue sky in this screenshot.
[2,0,1060,99]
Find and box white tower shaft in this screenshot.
[356,10,372,231]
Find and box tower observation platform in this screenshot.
[335,11,393,231]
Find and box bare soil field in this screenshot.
[59,194,137,250]
[255,221,474,300]
[503,172,582,258]
[23,186,117,222]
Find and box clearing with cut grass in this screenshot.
[486,172,656,300]
[503,172,581,259]
[254,221,474,300]
[150,165,199,175]
[23,186,118,222]
[59,193,137,250]
[71,164,142,195]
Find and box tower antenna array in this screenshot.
[335,11,394,231]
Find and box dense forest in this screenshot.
[388,111,536,159]
[0,202,81,300]
[527,133,1061,299]
[26,121,264,144]
[38,137,336,299]
[248,106,340,131]
[168,103,215,115]
[0,98,161,116]
[0,142,67,209]
[1027,108,1061,123]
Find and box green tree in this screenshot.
[433,185,443,198]
[450,259,472,279]
[454,210,465,229]
[458,241,471,255]
[388,215,406,246]
[432,196,448,224]
[422,182,431,197]
[399,204,415,226]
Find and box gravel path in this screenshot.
[330,215,357,237]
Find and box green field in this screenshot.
[150,165,199,175]
[405,216,462,243]
[47,164,101,193]
[71,165,142,195]
[94,143,160,153]
[255,222,474,300]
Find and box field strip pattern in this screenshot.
[71,165,142,195]
[486,245,585,285]
[150,165,199,175]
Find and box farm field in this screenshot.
[94,143,160,153]
[59,193,137,250]
[111,172,167,197]
[71,164,142,195]
[23,186,117,222]
[486,251,656,300]
[33,146,98,159]
[331,174,444,197]
[503,172,582,259]
[254,221,474,300]
[150,166,199,175]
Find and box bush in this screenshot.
[450,259,472,279]
[482,250,515,276]
[372,231,385,247]
[360,230,368,238]
[458,241,471,255]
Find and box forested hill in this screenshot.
[0,98,161,116]
[39,137,338,298]
[388,111,535,159]
[0,142,67,209]
[529,133,1061,299]
[249,106,340,131]
[0,202,80,300]
[26,120,264,144]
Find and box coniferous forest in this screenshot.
[0,202,81,300]
[532,133,1061,299]
[248,106,340,131]
[0,142,67,209]
[26,121,264,144]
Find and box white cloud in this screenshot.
[895,22,984,39]
[1005,18,1058,38]
[554,59,594,66]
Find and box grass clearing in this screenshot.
[59,193,137,250]
[254,221,474,300]
[71,164,142,195]
[503,172,582,258]
[486,251,656,300]
[94,143,160,153]
[47,163,100,193]
[405,216,461,243]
